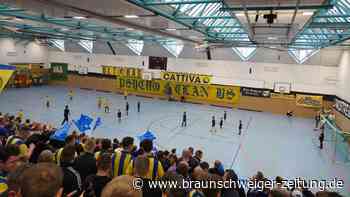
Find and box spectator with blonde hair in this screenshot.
[101,175,141,197]
[18,163,63,197]
[75,138,97,182]
[37,149,53,163]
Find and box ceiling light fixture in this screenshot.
[165,28,177,31]
[124,15,139,18]
[73,16,86,20]
[302,12,314,16]
[268,36,278,40]
[14,17,23,21]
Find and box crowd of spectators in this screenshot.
[0,111,344,197]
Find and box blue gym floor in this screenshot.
[0,86,349,195]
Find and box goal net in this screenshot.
[321,115,350,164]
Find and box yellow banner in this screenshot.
[270,93,295,100]
[296,94,323,108]
[0,65,16,93]
[160,71,212,84]
[116,76,239,104]
[102,66,142,78]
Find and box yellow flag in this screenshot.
[0,65,16,93]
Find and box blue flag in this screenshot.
[93,117,102,131]
[50,121,70,141]
[73,114,93,133]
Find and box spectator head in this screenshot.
[140,139,153,154]
[181,149,191,162]
[269,189,290,197]
[161,172,186,197]
[60,145,76,163]
[122,137,134,151]
[101,138,112,150]
[202,174,222,197]
[195,150,203,160]
[97,153,112,172]
[133,155,149,178]
[253,171,265,181]
[37,150,53,163]
[7,163,32,196]
[18,163,63,197]
[275,176,283,184]
[101,175,141,197]
[169,154,177,166]
[0,145,22,173]
[65,135,76,146]
[171,148,176,154]
[192,166,206,181]
[199,162,209,172]
[188,147,194,155]
[84,138,96,153]
[176,161,189,178]
[65,105,68,109]
[16,129,30,140]
[315,191,343,197]
[163,150,169,158]
[224,169,238,182]
[291,189,303,197]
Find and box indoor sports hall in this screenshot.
[0,0,349,197]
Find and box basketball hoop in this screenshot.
[279,87,286,94]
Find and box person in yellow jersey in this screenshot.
[112,137,134,177]
[6,128,34,158]
[126,139,164,180]
[68,89,74,101]
[97,97,103,109]
[17,109,24,121]
[123,90,128,100]
[94,139,112,160]
[53,135,76,166]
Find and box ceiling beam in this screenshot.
[308,22,350,28]
[239,0,255,42]
[287,0,300,43]
[143,0,221,6]
[220,4,334,11]
[32,0,199,44]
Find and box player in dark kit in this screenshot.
[219,118,223,129]
[319,131,324,149]
[137,101,141,113]
[315,113,321,128]
[61,105,70,125]
[223,111,227,121]
[211,116,216,132]
[181,112,187,127]
[45,96,50,108]
[126,102,129,116]
[117,109,122,123]
[238,120,243,135]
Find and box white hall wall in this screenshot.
[337,50,350,102]
[0,38,48,65]
[48,51,338,95]
[0,37,338,95]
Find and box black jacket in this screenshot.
[75,152,97,182]
[61,161,82,197]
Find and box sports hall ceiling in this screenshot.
[0,0,349,49]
